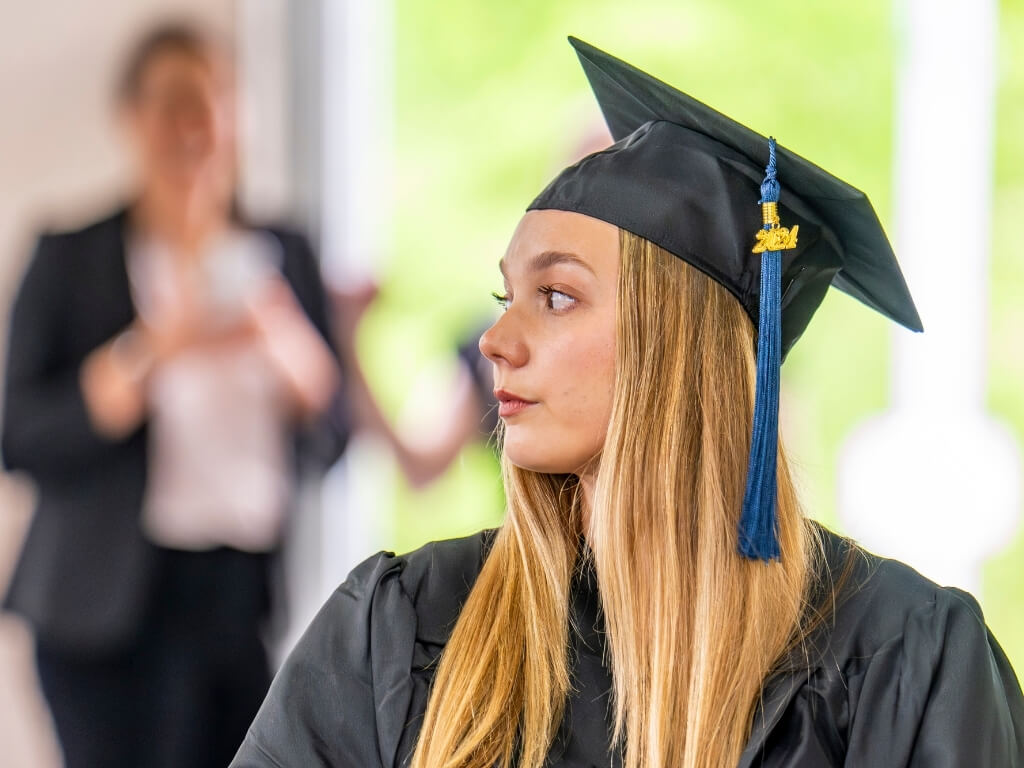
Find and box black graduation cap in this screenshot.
[528,37,923,560]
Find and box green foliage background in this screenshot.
[353,0,1024,680]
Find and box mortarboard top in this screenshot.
[529,36,923,360]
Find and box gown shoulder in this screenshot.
[743,526,1024,767]
[229,530,495,768]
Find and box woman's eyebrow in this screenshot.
[499,250,597,278]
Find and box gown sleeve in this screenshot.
[229,549,416,768]
[844,586,1024,767]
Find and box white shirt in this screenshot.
[127,229,291,553]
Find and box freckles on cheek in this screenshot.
[554,338,615,421]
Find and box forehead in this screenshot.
[137,48,231,98]
[503,209,619,274]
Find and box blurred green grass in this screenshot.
[354,0,1023,680]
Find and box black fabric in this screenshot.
[36,641,144,768]
[528,38,923,359]
[38,547,271,768]
[231,526,1024,767]
[1,206,348,655]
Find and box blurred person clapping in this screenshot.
[2,22,342,768]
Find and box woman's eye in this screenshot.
[549,291,575,311]
[491,291,509,310]
[540,287,576,312]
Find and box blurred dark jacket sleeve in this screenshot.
[2,233,139,478]
[1,212,151,654]
[271,227,352,472]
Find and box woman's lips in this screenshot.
[494,389,538,418]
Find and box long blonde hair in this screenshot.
[409,230,814,768]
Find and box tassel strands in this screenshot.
[738,137,796,561]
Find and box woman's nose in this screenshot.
[479,312,528,369]
[171,97,215,149]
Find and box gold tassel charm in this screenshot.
[752,201,799,253]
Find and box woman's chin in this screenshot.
[502,436,593,476]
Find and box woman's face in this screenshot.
[480,209,619,475]
[122,48,236,197]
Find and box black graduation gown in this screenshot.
[231,527,1024,767]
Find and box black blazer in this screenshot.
[1,208,347,655]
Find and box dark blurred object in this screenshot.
[1,21,345,768]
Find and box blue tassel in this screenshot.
[738,138,782,561]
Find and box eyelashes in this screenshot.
[491,286,577,312]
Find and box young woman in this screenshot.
[231,38,1024,768]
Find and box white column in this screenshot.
[838,0,1019,595]
[319,0,397,596]
[320,0,395,286]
